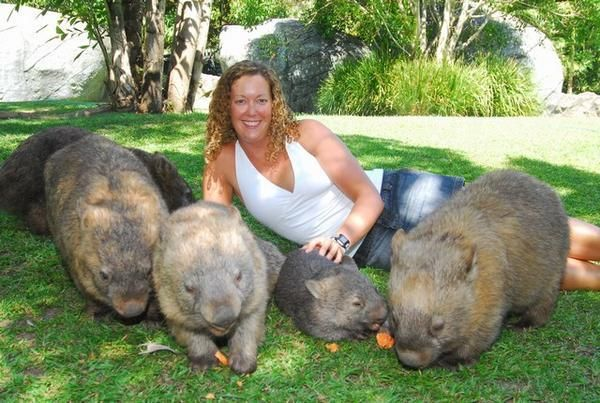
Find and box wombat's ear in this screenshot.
[80,204,112,230]
[85,176,112,205]
[391,229,406,248]
[153,152,174,174]
[226,204,243,220]
[340,256,359,272]
[305,278,333,300]
[462,242,476,276]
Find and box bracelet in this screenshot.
[332,233,350,251]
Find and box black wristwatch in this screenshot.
[332,233,350,251]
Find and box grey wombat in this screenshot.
[152,201,269,374]
[0,126,194,235]
[388,169,569,369]
[45,135,168,319]
[274,249,388,341]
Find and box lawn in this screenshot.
[0,101,599,401]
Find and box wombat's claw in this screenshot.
[189,354,218,372]
[229,353,257,374]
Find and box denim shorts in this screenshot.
[353,169,464,270]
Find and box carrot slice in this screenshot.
[214,350,229,366]
[376,331,395,349]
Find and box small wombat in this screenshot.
[45,135,168,319]
[0,126,194,235]
[152,201,269,374]
[388,169,569,369]
[274,249,388,341]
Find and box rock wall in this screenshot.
[0,4,107,102]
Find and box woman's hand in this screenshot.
[302,237,345,263]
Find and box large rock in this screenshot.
[487,12,564,105]
[0,4,106,102]
[218,18,369,113]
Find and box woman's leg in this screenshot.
[560,217,600,291]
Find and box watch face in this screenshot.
[335,234,350,249]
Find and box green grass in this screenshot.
[1,102,599,401]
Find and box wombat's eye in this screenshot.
[184,284,196,294]
[234,271,242,283]
[351,297,364,308]
[430,316,445,336]
[99,269,110,281]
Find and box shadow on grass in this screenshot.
[508,156,600,223]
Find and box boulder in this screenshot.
[0,4,107,102]
[217,18,369,113]
[487,12,564,106]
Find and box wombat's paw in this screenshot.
[437,354,476,371]
[229,352,257,374]
[86,302,112,320]
[189,353,218,372]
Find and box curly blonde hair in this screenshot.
[204,60,299,163]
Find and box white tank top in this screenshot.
[235,141,383,255]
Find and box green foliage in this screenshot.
[305,0,413,58]
[478,55,541,116]
[317,55,541,117]
[500,0,600,93]
[388,58,493,116]
[316,55,396,116]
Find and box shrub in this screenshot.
[316,55,541,116]
[479,55,541,116]
[316,55,396,116]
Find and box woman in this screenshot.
[203,60,600,291]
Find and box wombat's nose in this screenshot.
[370,322,381,331]
[113,296,148,318]
[209,307,237,332]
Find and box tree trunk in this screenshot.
[186,0,213,112]
[435,0,453,63]
[123,0,145,88]
[106,0,138,110]
[139,0,166,113]
[166,0,201,113]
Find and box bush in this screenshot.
[316,55,541,116]
[316,55,395,115]
[479,55,541,116]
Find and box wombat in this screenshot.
[127,147,196,212]
[0,126,194,235]
[274,249,388,341]
[44,135,168,319]
[254,237,285,295]
[388,169,569,369]
[152,201,269,374]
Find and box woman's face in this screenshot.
[230,74,272,145]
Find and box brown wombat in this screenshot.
[152,201,269,374]
[44,135,168,319]
[274,249,388,341]
[388,169,569,369]
[0,126,194,235]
